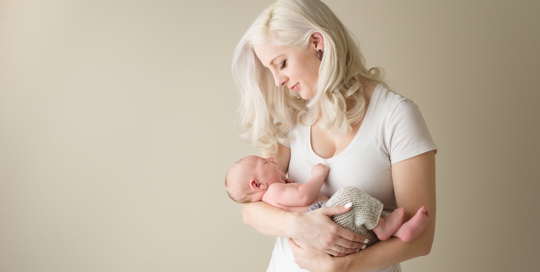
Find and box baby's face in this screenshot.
[226,155,287,203]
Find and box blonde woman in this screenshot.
[231,0,437,271]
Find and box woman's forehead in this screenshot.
[253,43,287,66]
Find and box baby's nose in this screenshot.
[268,157,275,163]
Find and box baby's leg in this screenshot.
[392,206,429,242]
[372,207,405,241]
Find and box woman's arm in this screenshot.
[290,151,436,272]
[242,201,295,237]
[244,201,366,256]
[262,143,291,174]
[243,144,367,256]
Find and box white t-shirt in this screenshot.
[267,84,437,272]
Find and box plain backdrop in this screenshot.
[1,0,539,271]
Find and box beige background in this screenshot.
[1,0,539,271]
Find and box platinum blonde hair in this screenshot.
[232,0,386,155]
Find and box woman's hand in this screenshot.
[288,204,368,257]
[289,238,343,272]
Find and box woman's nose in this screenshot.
[273,73,287,87]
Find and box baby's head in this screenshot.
[225,155,288,203]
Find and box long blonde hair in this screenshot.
[232,0,386,155]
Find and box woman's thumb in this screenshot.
[319,202,352,216]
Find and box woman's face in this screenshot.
[253,41,321,99]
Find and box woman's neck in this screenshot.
[313,78,376,129]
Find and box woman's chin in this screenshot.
[293,89,308,99]
[299,92,314,100]
[291,87,315,100]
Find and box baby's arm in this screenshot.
[264,163,329,207]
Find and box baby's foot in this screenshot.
[372,207,405,241]
[393,206,429,243]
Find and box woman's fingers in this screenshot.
[290,206,367,254]
[337,226,368,245]
[291,238,309,249]
[294,239,362,256]
[313,244,358,257]
[326,249,348,257]
[334,235,365,249]
[315,205,369,250]
[317,204,352,217]
[289,238,335,271]
[329,237,368,255]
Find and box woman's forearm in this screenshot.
[242,201,297,237]
[331,151,437,271]
[337,214,435,272]
[337,151,436,272]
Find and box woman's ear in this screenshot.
[311,32,324,51]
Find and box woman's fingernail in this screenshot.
[356,248,360,253]
[361,244,366,249]
[364,238,369,243]
[344,203,352,208]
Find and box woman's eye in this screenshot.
[279,60,287,71]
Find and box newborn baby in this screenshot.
[225,155,429,247]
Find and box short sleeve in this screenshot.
[386,99,437,165]
[278,129,292,149]
[279,140,290,149]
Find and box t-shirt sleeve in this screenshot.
[385,99,437,165]
[278,128,292,149]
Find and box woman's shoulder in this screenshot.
[371,84,412,113]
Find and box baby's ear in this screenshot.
[249,179,262,190]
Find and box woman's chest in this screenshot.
[310,121,362,159]
[288,137,397,209]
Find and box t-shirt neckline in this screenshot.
[306,83,382,162]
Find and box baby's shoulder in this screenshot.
[265,183,297,196]
[269,182,301,190]
[263,183,297,205]
[267,183,290,193]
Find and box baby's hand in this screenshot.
[311,163,330,178]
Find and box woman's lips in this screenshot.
[290,83,299,92]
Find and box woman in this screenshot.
[231,0,437,271]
